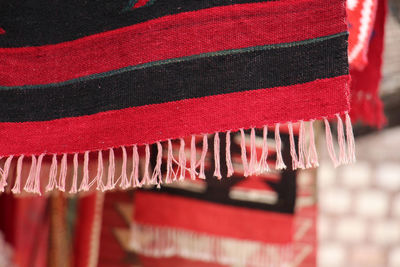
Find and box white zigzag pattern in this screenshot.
[349,0,375,63]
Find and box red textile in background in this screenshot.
[349,0,387,128]
[0,195,48,267]
[134,192,293,244]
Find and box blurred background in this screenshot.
[0,1,399,267]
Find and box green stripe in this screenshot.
[0,32,347,90]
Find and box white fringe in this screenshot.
[129,223,293,267]
[0,115,356,194]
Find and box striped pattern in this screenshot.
[0,0,351,185]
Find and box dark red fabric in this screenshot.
[134,191,293,243]
[0,0,346,86]
[0,75,349,156]
[349,0,387,128]
[0,195,48,267]
[73,193,99,267]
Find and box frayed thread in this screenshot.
[275,124,287,170]
[213,133,222,179]
[225,131,234,177]
[257,126,270,174]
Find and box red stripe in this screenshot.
[133,0,151,8]
[134,191,293,243]
[0,0,347,86]
[0,76,349,156]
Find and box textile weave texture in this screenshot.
[0,0,353,194]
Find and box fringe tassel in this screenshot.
[0,155,13,192]
[24,155,37,193]
[119,146,129,189]
[46,154,58,192]
[240,129,249,177]
[275,124,287,170]
[248,128,258,175]
[336,114,348,164]
[324,118,339,167]
[32,154,45,195]
[142,145,151,186]
[288,122,299,170]
[199,135,208,179]
[213,132,222,179]
[346,112,356,164]
[258,126,270,174]
[178,139,186,181]
[297,121,306,169]
[96,151,105,191]
[11,155,24,194]
[307,120,319,168]
[225,131,234,177]
[79,151,90,192]
[69,153,79,194]
[58,153,67,192]
[190,136,197,180]
[165,140,174,184]
[1,115,356,194]
[105,148,116,190]
[152,142,163,188]
[132,145,141,187]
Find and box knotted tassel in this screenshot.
[178,139,186,181]
[248,128,258,175]
[119,146,129,189]
[131,145,141,187]
[240,129,249,177]
[69,153,79,194]
[225,131,234,177]
[152,142,163,188]
[142,144,151,186]
[213,132,222,179]
[258,126,270,174]
[24,155,37,193]
[275,123,286,170]
[324,118,339,167]
[336,114,348,164]
[307,120,319,168]
[346,112,356,163]
[105,148,116,190]
[190,136,197,180]
[297,121,306,169]
[32,154,45,195]
[95,151,105,191]
[165,140,174,183]
[12,155,24,194]
[0,156,13,192]
[58,153,67,192]
[288,122,299,170]
[79,151,90,192]
[46,154,58,192]
[199,135,208,179]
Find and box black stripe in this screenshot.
[0,34,348,122]
[0,0,271,47]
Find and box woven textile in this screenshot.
[348,0,388,128]
[130,129,316,266]
[0,0,353,195]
